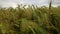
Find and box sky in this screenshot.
[0,0,60,8]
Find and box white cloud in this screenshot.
[0,2,17,8]
[0,0,60,7]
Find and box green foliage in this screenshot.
[0,5,60,34]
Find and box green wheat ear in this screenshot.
[49,0,52,14]
[49,0,52,9]
[17,18,50,34]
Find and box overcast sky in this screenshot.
[0,0,60,8]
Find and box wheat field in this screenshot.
[0,5,60,34]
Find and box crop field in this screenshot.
[0,5,60,34]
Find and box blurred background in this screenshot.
[0,0,60,34]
